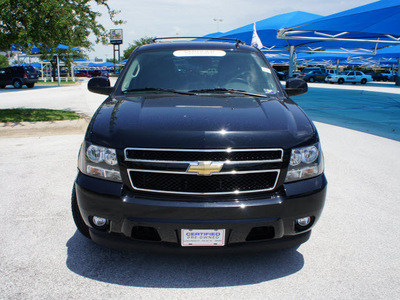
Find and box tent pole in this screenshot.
[72,64,75,82]
[288,46,295,78]
[57,55,61,87]
[336,58,340,73]
[41,63,44,81]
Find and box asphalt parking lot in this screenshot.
[1,81,399,299]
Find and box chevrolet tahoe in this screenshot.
[72,38,327,253]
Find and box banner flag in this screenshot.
[251,23,263,49]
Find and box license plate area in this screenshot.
[181,229,225,247]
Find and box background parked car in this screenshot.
[381,71,396,81]
[365,72,388,81]
[88,70,109,77]
[273,69,287,80]
[297,70,328,82]
[325,70,372,84]
[301,67,326,74]
[326,69,337,76]
[0,66,39,88]
[75,70,92,78]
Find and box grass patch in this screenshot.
[0,108,81,122]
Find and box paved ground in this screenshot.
[0,79,106,116]
[295,82,400,141]
[0,81,399,299]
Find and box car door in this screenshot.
[315,71,325,81]
[355,71,363,81]
[5,68,13,85]
[347,71,356,82]
[0,68,6,85]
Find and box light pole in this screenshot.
[213,18,223,32]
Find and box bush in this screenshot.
[0,55,10,68]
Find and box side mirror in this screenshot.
[285,78,308,97]
[88,77,113,95]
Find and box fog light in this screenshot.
[297,217,311,227]
[92,216,108,227]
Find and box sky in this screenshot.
[89,0,377,61]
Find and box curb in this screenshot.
[0,118,90,138]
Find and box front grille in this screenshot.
[125,148,282,162]
[125,148,283,195]
[129,170,279,194]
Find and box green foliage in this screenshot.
[0,0,124,54]
[0,55,10,68]
[0,108,80,122]
[122,37,155,60]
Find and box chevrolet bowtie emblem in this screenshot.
[187,161,224,176]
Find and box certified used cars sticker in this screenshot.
[173,50,226,57]
[261,67,272,73]
[181,229,225,246]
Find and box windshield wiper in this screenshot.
[189,88,269,98]
[122,87,195,95]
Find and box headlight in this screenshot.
[285,143,324,183]
[78,143,122,182]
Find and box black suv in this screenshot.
[72,38,327,253]
[0,66,39,89]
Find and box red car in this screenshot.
[75,71,91,78]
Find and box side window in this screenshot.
[356,72,362,76]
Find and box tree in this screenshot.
[0,54,10,68]
[0,0,123,54]
[122,37,155,60]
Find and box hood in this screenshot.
[88,94,316,149]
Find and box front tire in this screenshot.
[338,78,344,84]
[308,77,315,83]
[71,185,91,238]
[361,78,367,84]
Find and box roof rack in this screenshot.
[152,37,246,48]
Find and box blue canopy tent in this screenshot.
[215,11,322,51]
[295,52,350,71]
[278,0,400,46]
[9,43,83,86]
[30,62,42,68]
[371,45,400,71]
[207,11,323,76]
[202,32,224,38]
[264,52,290,65]
[87,62,114,68]
[12,43,82,54]
[375,45,400,58]
[275,0,400,78]
[117,59,128,66]
[208,9,394,76]
[278,1,400,52]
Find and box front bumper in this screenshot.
[75,172,327,252]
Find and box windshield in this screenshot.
[119,49,281,96]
